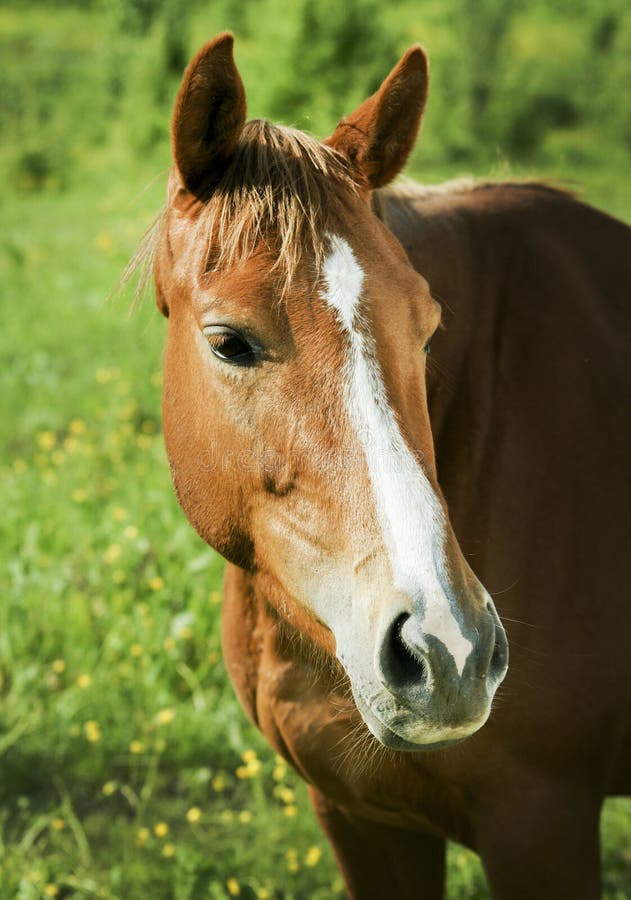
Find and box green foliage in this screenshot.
[1,1,630,895]
[2,0,630,198]
[269,0,401,132]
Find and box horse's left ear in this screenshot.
[171,32,246,196]
[325,46,428,191]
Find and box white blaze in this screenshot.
[322,234,473,676]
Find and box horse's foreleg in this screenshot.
[309,787,446,900]
[475,780,602,900]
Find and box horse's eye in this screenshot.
[424,340,432,355]
[204,326,257,365]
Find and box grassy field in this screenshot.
[2,1,630,897]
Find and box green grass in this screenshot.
[1,1,630,896]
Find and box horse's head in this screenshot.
[154,33,508,750]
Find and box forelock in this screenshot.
[124,119,358,303]
[192,119,357,293]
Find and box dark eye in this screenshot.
[423,340,432,355]
[204,326,257,366]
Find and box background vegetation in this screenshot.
[1,0,630,897]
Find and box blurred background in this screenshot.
[1,0,630,897]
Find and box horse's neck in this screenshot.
[374,187,487,437]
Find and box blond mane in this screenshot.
[126,119,357,300]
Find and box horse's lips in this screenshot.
[351,687,478,753]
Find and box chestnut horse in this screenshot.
[149,33,631,899]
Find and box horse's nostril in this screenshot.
[484,600,508,680]
[380,613,428,689]
[489,626,508,678]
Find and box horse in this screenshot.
[147,32,631,898]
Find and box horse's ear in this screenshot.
[171,32,246,196]
[325,46,428,190]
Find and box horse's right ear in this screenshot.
[171,33,246,196]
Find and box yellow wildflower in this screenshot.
[163,637,175,652]
[136,827,150,845]
[305,846,322,867]
[51,818,65,831]
[156,708,175,725]
[186,806,202,823]
[210,590,221,604]
[162,843,175,858]
[236,752,261,779]
[37,431,56,451]
[129,740,144,755]
[43,886,59,897]
[51,659,65,674]
[72,489,87,503]
[211,774,225,792]
[130,644,143,658]
[124,524,138,540]
[226,878,240,896]
[95,232,114,253]
[284,805,297,818]
[179,626,193,640]
[278,787,294,805]
[69,419,86,435]
[148,576,164,591]
[102,544,121,564]
[111,506,127,521]
[238,810,252,824]
[84,720,101,743]
[154,822,169,838]
[76,674,92,689]
[102,781,117,796]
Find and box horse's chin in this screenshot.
[354,692,486,753]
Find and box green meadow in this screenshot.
[1,1,630,897]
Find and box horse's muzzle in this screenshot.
[367,600,508,749]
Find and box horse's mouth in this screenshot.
[353,689,487,753]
